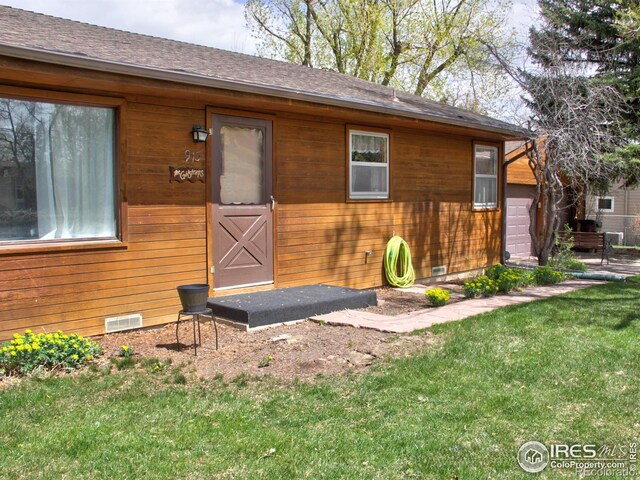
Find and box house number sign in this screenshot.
[169,148,205,183]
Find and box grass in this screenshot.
[1,278,639,479]
[613,245,640,250]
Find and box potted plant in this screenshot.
[176,284,210,312]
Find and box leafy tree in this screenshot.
[492,1,630,265]
[529,0,640,186]
[512,0,637,265]
[245,0,518,114]
[519,72,625,264]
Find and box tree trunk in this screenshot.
[303,0,312,67]
[414,51,460,96]
[526,139,564,266]
[381,10,402,86]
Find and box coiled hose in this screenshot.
[384,236,415,288]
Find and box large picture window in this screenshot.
[474,144,498,209]
[349,130,389,200]
[0,97,117,243]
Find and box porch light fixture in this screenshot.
[192,125,209,143]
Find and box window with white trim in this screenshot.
[349,130,389,200]
[0,96,117,243]
[474,144,498,209]
[595,196,614,212]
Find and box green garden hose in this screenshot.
[384,236,415,288]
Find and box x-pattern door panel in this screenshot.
[212,115,273,289]
[218,211,268,269]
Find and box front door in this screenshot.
[211,115,273,289]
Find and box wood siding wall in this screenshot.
[506,147,536,186]
[0,56,506,340]
[276,118,502,289]
[0,100,208,340]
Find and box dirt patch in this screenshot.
[365,287,428,315]
[365,283,466,316]
[94,285,467,383]
[97,320,437,383]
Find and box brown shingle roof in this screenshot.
[0,6,526,137]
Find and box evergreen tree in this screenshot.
[530,0,640,185]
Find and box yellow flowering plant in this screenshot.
[463,276,498,298]
[485,264,509,281]
[425,288,451,307]
[532,265,566,285]
[119,345,133,358]
[1,329,102,375]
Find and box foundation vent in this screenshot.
[431,265,447,277]
[105,314,143,333]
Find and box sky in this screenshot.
[1,0,257,53]
[0,0,540,55]
[1,0,540,123]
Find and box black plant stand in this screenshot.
[175,308,218,355]
[175,284,218,355]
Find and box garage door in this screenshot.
[506,184,534,258]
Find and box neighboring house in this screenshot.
[505,141,538,258]
[586,185,640,245]
[504,140,574,259]
[0,7,525,340]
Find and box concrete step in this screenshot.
[207,284,377,329]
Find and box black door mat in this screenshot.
[207,284,377,328]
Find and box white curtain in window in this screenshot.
[352,135,379,154]
[352,134,387,162]
[34,103,115,239]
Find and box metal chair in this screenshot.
[175,307,218,355]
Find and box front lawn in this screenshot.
[1,277,638,479]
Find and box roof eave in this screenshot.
[0,43,528,138]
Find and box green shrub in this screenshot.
[549,256,588,272]
[1,329,102,375]
[532,266,565,285]
[512,268,535,288]
[425,288,451,307]
[485,264,508,281]
[566,258,588,272]
[119,345,133,358]
[494,268,535,292]
[550,224,588,272]
[463,276,498,298]
[496,270,521,293]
